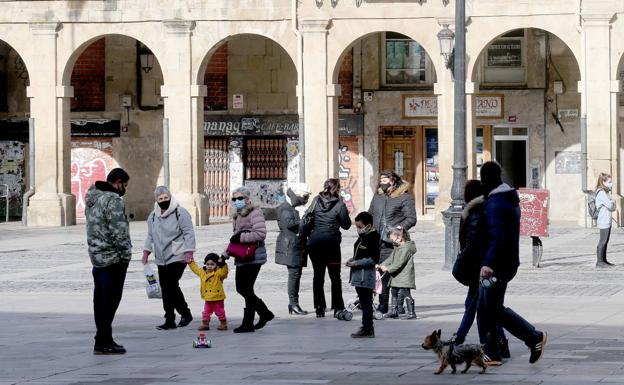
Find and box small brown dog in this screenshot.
[421,329,487,375]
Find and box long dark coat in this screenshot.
[275,201,306,267]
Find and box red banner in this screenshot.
[518,188,549,237]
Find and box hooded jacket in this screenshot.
[275,200,306,267]
[482,183,520,281]
[349,228,381,290]
[381,241,417,289]
[231,204,268,266]
[85,181,132,268]
[188,261,228,301]
[452,196,485,286]
[596,189,616,229]
[144,197,196,266]
[368,181,417,243]
[307,195,352,246]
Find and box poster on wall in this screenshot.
[475,94,504,118]
[402,95,438,118]
[338,137,360,214]
[0,141,25,218]
[554,151,581,174]
[487,39,522,67]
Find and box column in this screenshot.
[161,20,208,225]
[26,22,76,226]
[465,82,478,179]
[434,71,454,215]
[301,19,338,193]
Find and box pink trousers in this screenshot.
[203,300,226,321]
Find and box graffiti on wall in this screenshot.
[338,138,359,214]
[286,139,299,185]
[0,141,25,217]
[71,139,117,219]
[245,180,286,208]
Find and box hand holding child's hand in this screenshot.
[142,250,150,265]
[376,264,388,273]
[184,251,194,264]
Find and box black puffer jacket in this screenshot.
[452,196,485,287]
[307,195,351,246]
[275,201,306,267]
[368,181,417,241]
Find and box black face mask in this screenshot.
[380,183,392,193]
[158,200,171,210]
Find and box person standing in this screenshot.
[368,171,417,315]
[228,187,274,333]
[86,168,132,355]
[477,161,547,366]
[306,178,352,318]
[275,183,311,315]
[595,173,616,267]
[142,186,195,330]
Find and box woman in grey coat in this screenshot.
[142,186,196,330]
[275,183,311,315]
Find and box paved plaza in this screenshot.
[2,221,624,384]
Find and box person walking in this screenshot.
[86,168,132,355]
[451,179,509,358]
[275,183,311,315]
[306,178,352,318]
[228,187,274,333]
[368,171,417,315]
[595,173,616,267]
[142,186,195,330]
[477,161,547,366]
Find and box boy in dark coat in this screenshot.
[346,211,381,338]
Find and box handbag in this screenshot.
[226,242,257,260]
[452,251,479,287]
[299,197,318,239]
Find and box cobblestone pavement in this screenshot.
[2,221,624,384]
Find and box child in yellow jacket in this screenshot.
[188,253,229,331]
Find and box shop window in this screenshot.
[244,138,287,180]
[482,29,526,84]
[382,32,432,86]
[424,128,438,206]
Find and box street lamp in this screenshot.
[437,24,455,71]
[140,52,154,74]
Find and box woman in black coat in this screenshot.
[275,183,311,315]
[306,178,352,318]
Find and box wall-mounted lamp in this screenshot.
[140,51,154,74]
[437,24,455,72]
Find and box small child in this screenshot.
[377,226,417,320]
[188,253,229,331]
[346,211,381,338]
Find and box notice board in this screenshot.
[518,188,549,237]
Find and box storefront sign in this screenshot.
[557,109,578,121]
[71,119,121,137]
[476,94,504,118]
[487,39,522,67]
[204,114,363,136]
[402,95,437,118]
[554,151,581,174]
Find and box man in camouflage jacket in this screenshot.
[86,168,132,355]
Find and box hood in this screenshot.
[377,181,411,198]
[317,195,339,212]
[398,240,417,253]
[462,196,484,220]
[153,196,180,218]
[94,181,120,195]
[488,183,519,204]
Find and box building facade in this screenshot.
[0,0,622,226]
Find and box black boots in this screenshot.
[315,306,325,318]
[288,303,308,315]
[178,314,193,328]
[400,298,417,320]
[233,308,255,333]
[385,296,399,319]
[254,300,274,330]
[156,319,177,330]
[351,327,375,338]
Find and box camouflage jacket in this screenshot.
[85,181,132,267]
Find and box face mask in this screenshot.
[357,226,370,235]
[380,183,391,193]
[234,200,246,210]
[158,200,171,210]
[606,181,613,190]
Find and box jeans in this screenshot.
[478,279,540,357]
[309,249,344,311]
[203,300,226,322]
[235,263,262,311]
[356,287,374,330]
[377,244,393,313]
[92,262,128,346]
[597,227,611,262]
[390,287,412,307]
[287,266,303,305]
[158,262,191,322]
[456,285,505,344]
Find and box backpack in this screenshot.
[587,190,600,220]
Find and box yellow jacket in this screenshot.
[188,261,228,301]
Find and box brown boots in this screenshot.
[198,319,228,331]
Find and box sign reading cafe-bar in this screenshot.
[203,115,363,136]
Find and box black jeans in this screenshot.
[478,279,540,357]
[456,285,505,344]
[597,227,611,262]
[287,266,303,305]
[356,287,374,330]
[390,287,412,306]
[377,243,393,313]
[158,262,191,322]
[309,252,344,311]
[92,262,128,346]
[235,263,262,311]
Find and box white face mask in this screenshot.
[606,181,613,190]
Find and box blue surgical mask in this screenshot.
[234,200,246,210]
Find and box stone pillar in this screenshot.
[301,19,338,193]
[161,20,208,225]
[434,78,454,215]
[26,22,76,226]
[466,82,478,179]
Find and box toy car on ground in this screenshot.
[192,331,211,348]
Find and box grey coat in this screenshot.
[144,198,196,266]
[275,201,306,267]
[382,241,417,289]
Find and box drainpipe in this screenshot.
[581,116,588,227]
[163,118,170,187]
[22,118,35,225]
[292,0,305,182]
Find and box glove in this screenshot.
[142,250,151,265]
[230,232,241,244]
[184,251,194,264]
[217,257,226,267]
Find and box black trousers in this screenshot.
[390,287,413,305]
[235,263,263,311]
[287,266,303,305]
[158,262,191,322]
[92,262,128,346]
[377,243,393,313]
[356,286,374,330]
[597,227,612,262]
[309,251,344,311]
